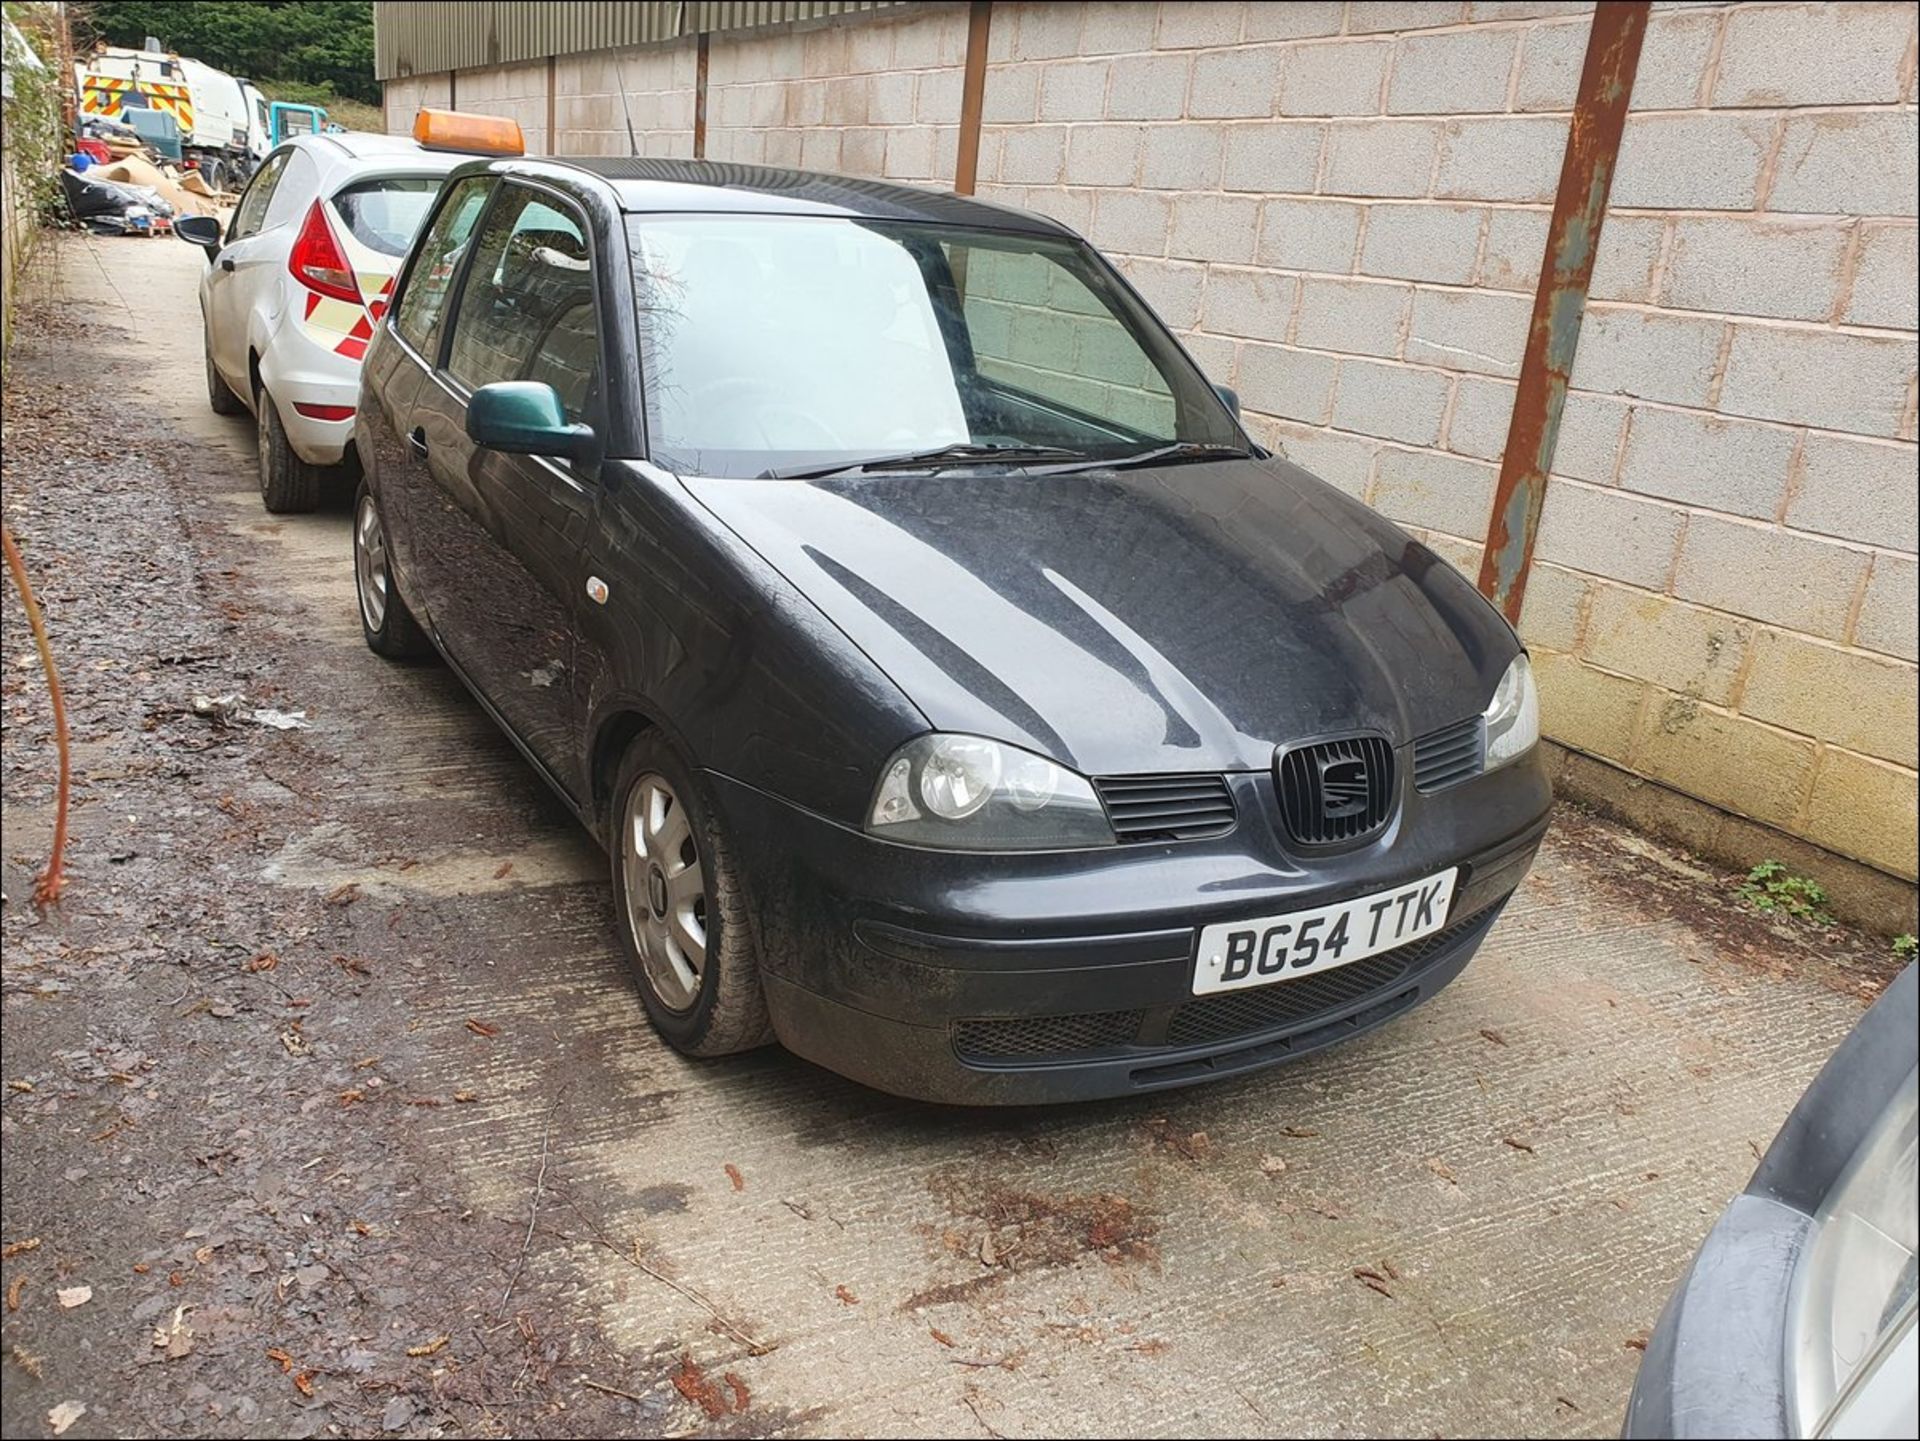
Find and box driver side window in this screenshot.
[228,151,288,241]
[446,186,599,422]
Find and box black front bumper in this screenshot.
[711,753,1552,1104]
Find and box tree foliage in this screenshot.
[79,1,376,103]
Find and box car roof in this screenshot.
[473,156,1076,237]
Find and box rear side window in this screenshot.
[393,175,494,357]
[229,151,288,239]
[330,178,442,258]
[446,187,595,403]
[262,148,320,230]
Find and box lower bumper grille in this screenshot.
[950,899,1504,1066]
[1165,907,1486,1047]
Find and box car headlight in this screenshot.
[866,734,1115,850]
[1484,653,1539,769]
[1789,1065,1918,1438]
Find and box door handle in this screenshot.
[407,428,430,460]
[219,257,235,272]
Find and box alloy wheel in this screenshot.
[354,494,389,633]
[622,774,708,1012]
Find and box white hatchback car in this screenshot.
[177,118,522,512]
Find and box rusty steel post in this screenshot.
[953,0,992,196]
[1477,1,1650,623]
[694,31,710,159]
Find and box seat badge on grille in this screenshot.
[1319,756,1370,819]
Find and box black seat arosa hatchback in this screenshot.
[351,157,1551,1103]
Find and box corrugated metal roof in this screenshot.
[375,1,907,80]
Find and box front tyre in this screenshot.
[353,482,432,659]
[206,336,245,415]
[611,735,773,1057]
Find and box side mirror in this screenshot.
[175,213,223,261]
[1212,382,1241,419]
[466,381,595,462]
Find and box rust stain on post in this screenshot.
[694,31,711,159]
[953,0,993,196]
[1477,1,1650,624]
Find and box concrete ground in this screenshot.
[0,232,1903,1441]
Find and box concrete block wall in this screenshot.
[383,0,1920,889]
[706,4,969,182]
[550,43,696,157]
[446,58,551,154]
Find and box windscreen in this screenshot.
[330,178,442,258]
[626,214,1241,478]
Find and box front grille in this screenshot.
[1092,774,1236,843]
[953,1008,1146,1061]
[949,899,1508,1066]
[1275,735,1394,846]
[1414,715,1484,792]
[1165,905,1491,1047]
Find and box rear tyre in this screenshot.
[610,734,774,1058]
[256,390,323,514]
[352,482,433,660]
[206,336,245,416]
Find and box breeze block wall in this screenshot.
[706,3,970,184]
[383,0,1920,903]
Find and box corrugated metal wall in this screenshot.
[375,1,906,79]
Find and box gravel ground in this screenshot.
[1,232,1903,1441]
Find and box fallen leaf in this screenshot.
[293,1370,316,1397]
[1258,1154,1287,1176]
[1503,1136,1536,1154]
[464,1019,500,1038]
[1,1237,40,1258]
[929,1327,955,1347]
[834,1284,859,1305]
[351,1220,371,1237]
[47,1401,86,1436]
[266,1346,294,1373]
[354,1056,381,1069]
[724,1163,745,1192]
[978,1231,999,1267]
[6,1275,25,1311]
[56,1285,91,1309]
[1556,1395,1581,1412]
[152,1305,194,1358]
[405,1335,450,1357]
[724,1371,750,1412]
[6,1080,34,1094]
[452,1090,478,1103]
[338,1090,364,1106]
[1625,1336,1648,1352]
[245,953,278,972]
[1379,1259,1400,1280]
[1353,1269,1394,1299]
[405,1097,443,1108]
[671,1352,728,1419]
[1425,1156,1458,1185]
[493,861,514,879]
[11,1345,43,1378]
[1479,1027,1507,1047]
[280,1030,311,1058]
[324,882,360,906]
[333,955,372,977]
[132,1262,150,1275]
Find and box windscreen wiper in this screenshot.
[1055,441,1255,473]
[761,442,1089,480]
